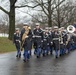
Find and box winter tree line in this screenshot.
[0,0,76,40]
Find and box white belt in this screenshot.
[16,40,20,41]
[33,36,41,38]
[53,38,59,40]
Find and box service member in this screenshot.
[13,28,21,58]
[20,23,33,62]
[33,23,43,58]
[52,26,60,58]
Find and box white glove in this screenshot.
[19,41,21,43]
[25,36,28,38]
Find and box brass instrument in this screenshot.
[59,28,63,44]
[67,25,75,33]
[66,33,71,45]
[21,27,30,51]
[66,25,75,45]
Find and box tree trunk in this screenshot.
[8,1,15,40]
[48,16,52,27]
[57,0,61,28]
[48,0,52,27]
[57,9,60,28]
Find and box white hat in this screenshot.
[45,27,49,30]
[35,23,40,26]
[54,26,58,29]
[23,23,29,26]
[15,28,19,31]
[49,27,52,30]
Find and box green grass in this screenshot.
[0,37,16,53]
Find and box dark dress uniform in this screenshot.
[20,29,33,61]
[62,31,68,54]
[59,31,65,56]
[23,29,33,51]
[71,33,76,50]
[66,33,72,53]
[42,32,49,56]
[33,28,43,58]
[52,31,60,58]
[48,31,53,55]
[13,33,21,58]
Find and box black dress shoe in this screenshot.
[16,55,18,57]
[55,56,58,58]
[43,54,45,57]
[23,59,27,62]
[37,56,40,58]
[59,54,62,57]
[19,54,21,58]
[50,52,53,55]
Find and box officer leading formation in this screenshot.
[13,23,76,62]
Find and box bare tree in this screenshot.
[16,0,66,27]
[0,0,32,40]
[51,0,76,28]
[0,0,17,40]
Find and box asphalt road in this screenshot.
[0,50,76,75]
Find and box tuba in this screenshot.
[66,25,75,45]
[67,25,75,33]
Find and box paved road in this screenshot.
[0,50,76,75]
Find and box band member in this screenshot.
[66,32,72,53]
[43,27,53,55]
[20,24,33,62]
[62,29,68,54]
[13,28,21,58]
[33,23,43,58]
[48,27,53,55]
[59,28,65,56]
[20,24,26,42]
[42,29,49,56]
[44,27,50,55]
[71,33,76,50]
[52,26,60,58]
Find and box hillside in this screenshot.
[0,37,16,53]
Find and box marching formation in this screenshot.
[13,23,76,62]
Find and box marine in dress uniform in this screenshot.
[71,33,76,50]
[33,23,43,58]
[20,24,33,62]
[13,28,21,58]
[62,30,68,54]
[59,27,65,56]
[66,32,72,53]
[52,26,60,58]
[48,27,53,55]
[42,29,49,56]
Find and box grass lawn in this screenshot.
[0,37,16,53]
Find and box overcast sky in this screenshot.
[0,0,38,24]
[0,0,76,25]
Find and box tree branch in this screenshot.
[0,6,9,15]
[15,4,40,8]
[35,0,49,16]
[52,0,65,12]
